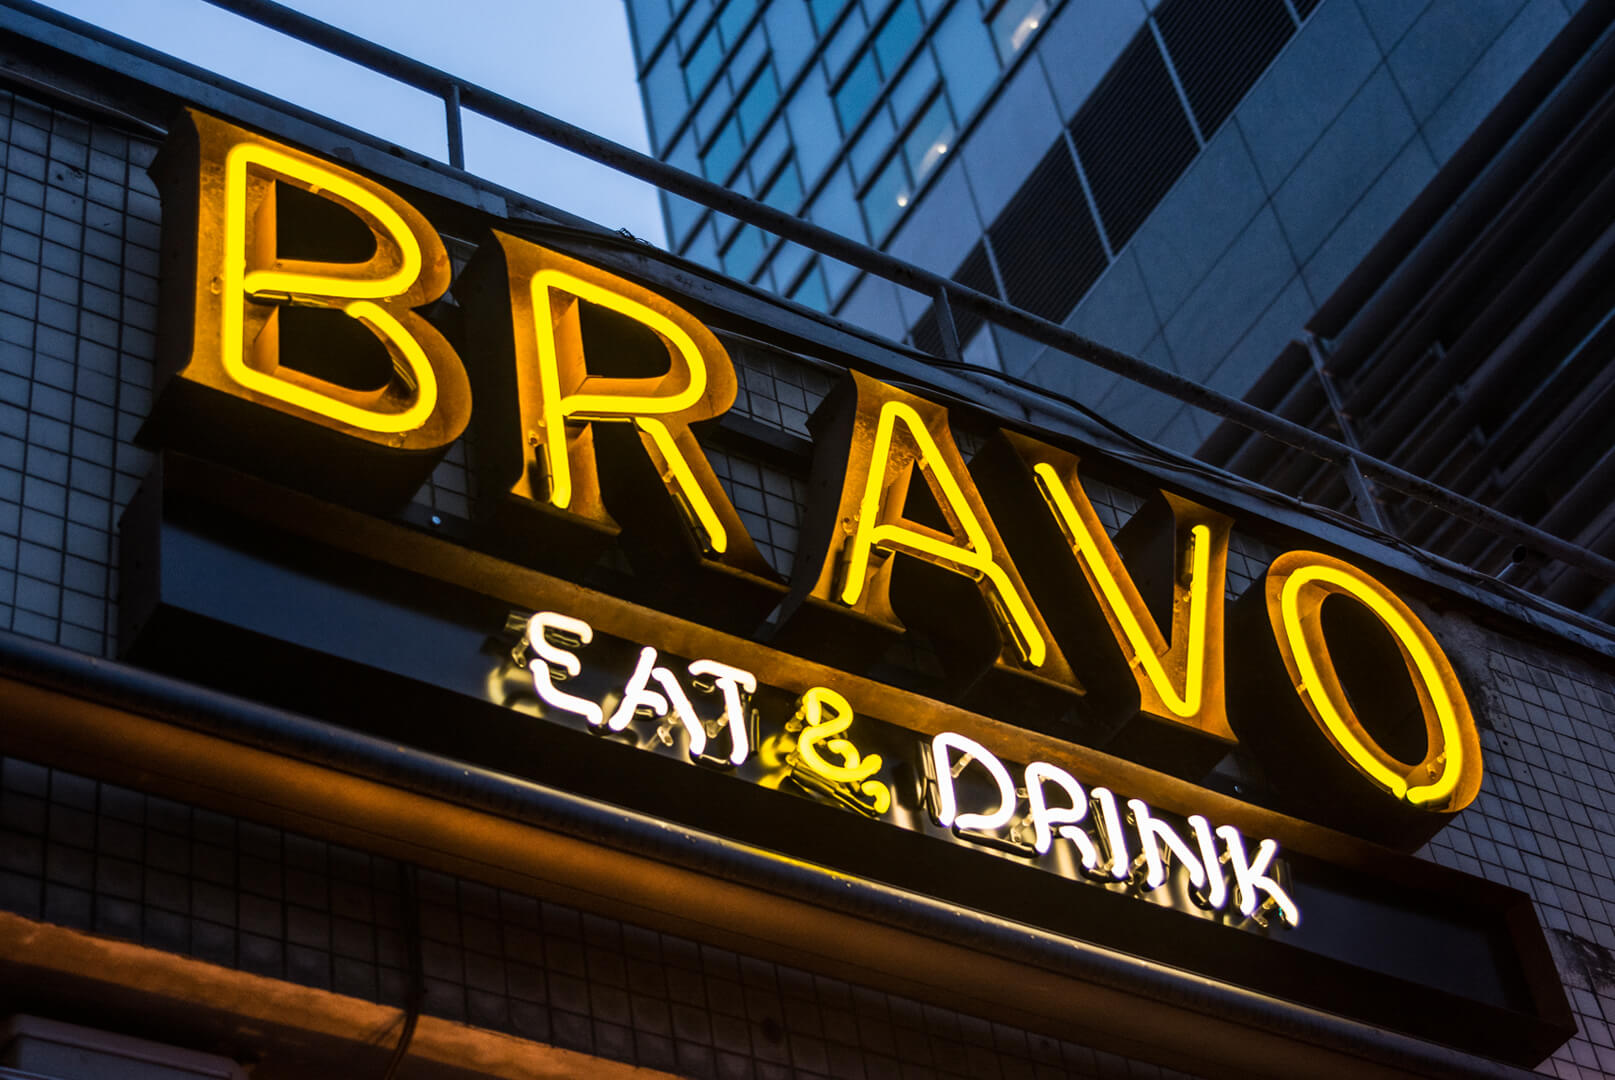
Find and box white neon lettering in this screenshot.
[1187,815,1227,910]
[606,647,669,732]
[1090,787,1130,881]
[1023,761,1099,870]
[1215,826,1300,927]
[688,659,757,765]
[930,732,1017,832]
[512,609,1299,929]
[523,612,605,728]
[1127,799,1206,893]
[649,665,708,759]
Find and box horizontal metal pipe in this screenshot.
[0,629,1541,1080]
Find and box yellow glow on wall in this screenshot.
[1265,552,1482,812]
[1028,456,1234,743]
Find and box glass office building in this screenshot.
[626,0,1580,439]
[627,0,1615,626]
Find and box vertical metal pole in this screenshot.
[1341,453,1387,532]
[444,82,465,170]
[1303,333,1386,532]
[933,284,966,367]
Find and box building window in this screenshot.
[1154,0,1296,138]
[663,130,706,245]
[701,115,744,182]
[849,106,899,183]
[736,65,781,140]
[722,223,768,280]
[874,0,924,73]
[889,49,939,120]
[902,93,954,183]
[628,0,675,51]
[824,4,870,73]
[1067,25,1198,250]
[832,0,926,133]
[761,157,804,213]
[642,45,689,150]
[909,241,1000,357]
[810,0,850,33]
[834,50,882,129]
[783,67,842,182]
[682,215,721,270]
[809,163,869,243]
[682,28,723,98]
[790,259,831,311]
[677,0,715,50]
[985,142,1107,321]
[746,118,791,190]
[681,0,767,103]
[932,0,999,120]
[856,88,955,241]
[861,152,912,240]
[987,0,1050,62]
[716,0,759,44]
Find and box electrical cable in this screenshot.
[380,863,423,1080]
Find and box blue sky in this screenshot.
[35,0,668,245]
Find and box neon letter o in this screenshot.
[1265,551,1482,812]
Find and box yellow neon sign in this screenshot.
[156,111,1488,844]
[476,232,778,581]
[1267,552,1481,810]
[528,268,723,549]
[842,397,1045,667]
[790,686,891,815]
[636,413,728,555]
[154,108,470,491]
[1023,451,1235,744]
[216,130,454,434]
[1034,464,1210,714]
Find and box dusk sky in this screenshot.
[34,0,669,245]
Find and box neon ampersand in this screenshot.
[792,686,891,815]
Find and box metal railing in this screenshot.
[13,0,1615,602]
